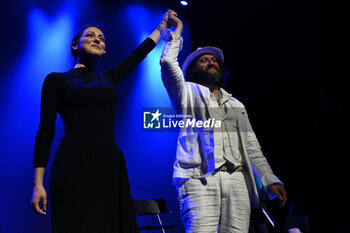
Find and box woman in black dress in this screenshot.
[30,9,180,233]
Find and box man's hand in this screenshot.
[269,184,287,207]
[167,10,183,34]
[167,11,182,27]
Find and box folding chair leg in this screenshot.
[156,214,166,233]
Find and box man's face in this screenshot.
[195,53,220,74]
[192,53,223,87]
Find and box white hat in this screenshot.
[181,46,224,78]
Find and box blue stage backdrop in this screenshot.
[0,0,192,232]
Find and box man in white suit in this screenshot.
[160,13,287,233]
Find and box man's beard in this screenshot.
[193,66,224,87]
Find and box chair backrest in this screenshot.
[153,199,169,213]
[133,199,161,215]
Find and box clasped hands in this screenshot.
[159,9,183,35]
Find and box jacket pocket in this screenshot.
[177,133,202,167]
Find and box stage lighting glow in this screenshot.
[180,0,188,6]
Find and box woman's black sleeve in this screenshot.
[103,37,156,87]
[33,73,60,168]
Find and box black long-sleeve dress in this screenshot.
[33,38,156,233]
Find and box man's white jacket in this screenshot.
[160,30,282,205]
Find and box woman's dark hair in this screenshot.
[185,57,230,88]
[71,24,105,64]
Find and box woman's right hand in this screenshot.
[30,184,47,215]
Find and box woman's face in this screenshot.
[72,26,106,60]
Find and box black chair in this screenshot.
[249,203,275,233]
[133,199,176,233]
[282,215,310,233]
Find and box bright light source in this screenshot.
[180,0,188,6]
